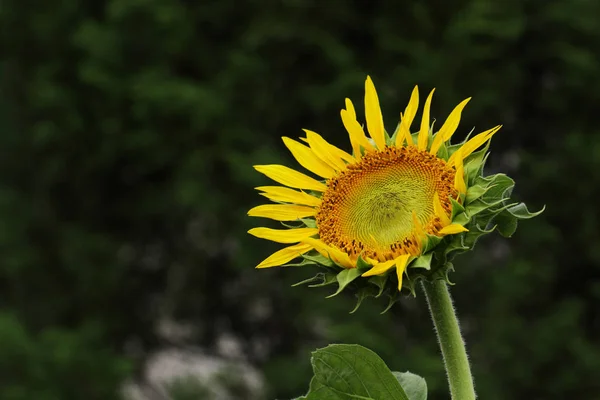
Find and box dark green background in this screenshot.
[2,0,600,399]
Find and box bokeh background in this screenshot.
[2,0,600,399]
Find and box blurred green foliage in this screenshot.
[2,0,600,399]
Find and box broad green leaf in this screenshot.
[465,183,491,204]
[392,372,427,400]
[494,211,518,237]
[326,268,362,298]
[465,197,505,217]
[308,344,408,400]
[481,174,514,201]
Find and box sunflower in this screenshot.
[248,76,539,299]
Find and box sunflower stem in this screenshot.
[422,279,476,400]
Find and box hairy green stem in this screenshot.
[422,279,476,400]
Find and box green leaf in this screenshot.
[309,273,339,288]
[465,183,490,204]
[307,344,409,400]
[506,202,545,219]
[350,286,379,314]
[465,197,506,217]
[301,218,317,228]
[303,253,335,268]
[292,274,324,287]
[480,174,514,201]
[326,268,362,298]
[368,275,388,297]
[463,144,490,184]
[392,372,428,400]
[494,211,518,237]
[450,198,465,220]
[421,234,441,253]
[436,140,449,160]
[411,253,432,270]
[381,291,401,314]
[452,211,471,226]
[284,258,319,267]
[356,255,372,271]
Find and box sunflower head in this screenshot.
[248,76,542,312]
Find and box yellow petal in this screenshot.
[303,129,347,171]
[254,164,327,192]
[396,86,419,147]
[433,192,451,226]
[341,108,374,157]
[345,98,356,119]
[364,76,386,149]
[256,243,313,268]
[248,204,316,221]
[256,186,321,207]
[430,98,471,155]
[438,224,469,236]
[302,237,354,268]
[448,125,502,166]
[282,137,336,179]
[418,89,435,151]
[323,137,355,165]
[361,259,396,277]
[412,210,425,238]
[440,98,471,141]
[454,149,467,194]
[248,227,319,243]
[395,254,410,291]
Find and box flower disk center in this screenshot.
[316,146,456,262]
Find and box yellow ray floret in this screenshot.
[282,137,336,179]
[303,129,348,171]
[394,254,410,290]
[361,259,395,277]
[362,254,410,291]
[248,204,316,221]
[364,76,386,150]
[396,86,419,147]
[254,164,327,192]
[433,192,451,226]
[438,224,469,235]
[256,243,313,268]
[341,105,374,157]
[344,98,356,119]
[430,98,471,155]
[448,125,502,166]
[418,89,435,151]
[454,149,467,194]
[248,227,319,243]
[302,237,354,269]
[256,186,321,207]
